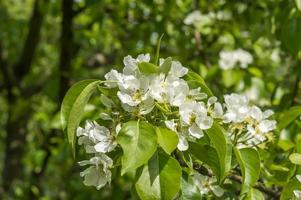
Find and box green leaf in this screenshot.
[155,33,164,65]
[117,121,157,175]
[277,106,301,130]
[60,79,101,155]
[184,71,213,97]
[234,147,260,195]
[189,142,220,178]
[135,150,182,200]
[289,153,301,165]
[280,16,301,54]
[204,123,231,182]
[280,177,301,200]
[278,139,295,151]
[296,0,301,11]
[156,127,178,154]
[138,62,159,74]
[159,57,172,74]
[244,188,265,200]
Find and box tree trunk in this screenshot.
[59,0,74,102]
[1,0,48,194]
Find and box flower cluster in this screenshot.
[75,53,276,191]
[219,49,253,70]
[192,173,224,197]
[76,121,118,189]
[223,93,276,147]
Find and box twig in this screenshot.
[175,153,281,199]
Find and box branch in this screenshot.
[0,43,13,99]
[175,152,281,199]
[13,0,48,81]
[59,0,75,102]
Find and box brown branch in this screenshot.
[1,0,49,194]
[175,152,281,199]
[59,0,75,102]
[13,0,48,81]
[0,43,13,99]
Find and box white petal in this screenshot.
[137,53,150,62]
[263,109,274,119]
[104,69,121,88]
[196,115,213,130]
[94,142,111,153]
[208,96,217,106]
[297,175,301,183]
[189,124,204,139]
[250,106,263,121]
[213,103,223,118]
[117,91,139,106]
[177,136,189,151]
[258,120,276,133]
[169,61,188,77]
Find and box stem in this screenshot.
[176,155,281,199]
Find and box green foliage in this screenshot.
[1,0,301,199]
[156,127,178,155]
[280,177,301,200]
[135,150,181,200]
[234,147,261,195]
[184,71,214,97]
[289,153,301,165]
[204,123,231,182]
[61,79,101,155]
[117,121,157,175]
[277,106,301,130]
[138,62,159,74]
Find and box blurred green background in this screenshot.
[0,0,300,199]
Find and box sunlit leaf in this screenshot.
[277,106,301,130]
[135,150,181,200]
[117,121,157,175]
[60,79,101,156]
[156,127,178,154]
[234,147,260,195]
[289,153,301,165]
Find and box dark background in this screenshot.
[0,0,300,199]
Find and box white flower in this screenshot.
[184,10,203,25]
[184,10,213,27]
[258,120,276,133]
[78,154,113,190]
[104,69,122,88]
[180,101,213,130]
[207,96,223,118]
[77,121,117,153]
[117,75,154,112]
[248,106,276,134]
[192,173,224,197]
[219,51,237,70]
[123,53,150,76]
[223,93,250,123]
[149,73,189,105]
[218,49,253,70]
[168,61,188,78]
[165,120,189,151]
